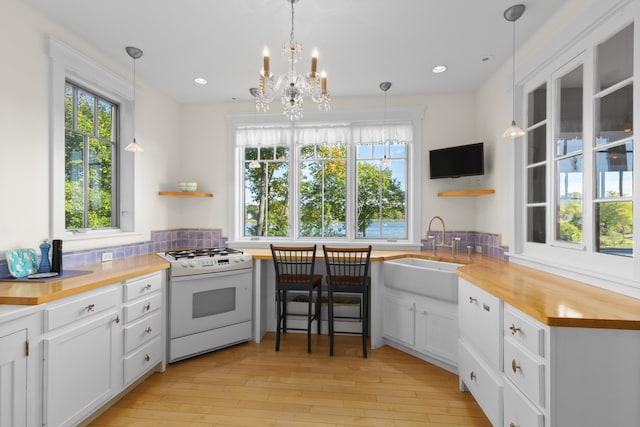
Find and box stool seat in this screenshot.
[271,244,322,354]
[323,245,372,358]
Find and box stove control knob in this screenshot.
[181,261,189,268]
[233,256,241,263]
[189,261,197,268]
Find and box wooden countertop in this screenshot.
[243,248,640,330]
[0,253,169,305]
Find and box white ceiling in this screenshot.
[23,0,568,104]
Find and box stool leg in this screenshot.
[282,290,287,333]
[328,289,334,356]
[275,288,281,352]
[307,289,313,353]
[316,285,322,335]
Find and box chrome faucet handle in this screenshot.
[452,237,461,258]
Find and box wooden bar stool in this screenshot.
[322,245,372,357]
[270,244,323,354]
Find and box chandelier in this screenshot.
[255,0,331,120]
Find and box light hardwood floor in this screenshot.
[91,333,491,426]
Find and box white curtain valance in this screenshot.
[236,122,413,147]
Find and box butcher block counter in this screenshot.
[243,248,640,330]
[0,253,169,305]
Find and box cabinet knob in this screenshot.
[113,314,120,324]
[144,354,150,362]
[509,324,521,335]
[85,304,95,312]
[470,371,476,381]
[469,297,477,304]
[144,284,152,290]
[483,303,490,312]
[145,327,153,334]
[144,302,151,312]
[511,359,521,374]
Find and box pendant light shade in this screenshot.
[125,46,144,152]
[503,4,525,140]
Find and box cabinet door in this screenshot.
[382,291,415,347]
[44,310,119,427]
[0,329,27,427]
[415,300,457,364]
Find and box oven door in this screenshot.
[169,268,252,339]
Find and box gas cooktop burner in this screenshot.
[165,247,243,260]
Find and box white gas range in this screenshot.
[159,247,253,362]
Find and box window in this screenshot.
[234,115,420,244]
[49,38,137,238]
[515,16,637,286]
[64,81,118,230]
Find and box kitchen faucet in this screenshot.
[427,215,460,258]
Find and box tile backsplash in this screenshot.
[0,228,507,277]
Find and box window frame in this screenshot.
[49,38,139,240]
[511,7,640,293]
[227,108,423,248]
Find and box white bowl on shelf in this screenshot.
[178,181,198,192]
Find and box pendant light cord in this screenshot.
[133,56,137,140]
[511,20,516,123]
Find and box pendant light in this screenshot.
[503,4,526,139]
[248,87,261,169]
[379,81,392,166]
[125,46,144,152]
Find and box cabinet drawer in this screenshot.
[123,311,162,353]
[504,338,545,407]
[459,278,502,371]
[46,287,119,331]
[504,378,544,427]
[124,292,162,323]
[459,341,502,427]
[123,336,162,386]
[124,273,162,302]
[504,305,545,358]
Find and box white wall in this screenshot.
[0,0,180,253]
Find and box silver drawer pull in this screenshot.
[483,303,490,312]
[145,327,153,334]
[509,324,521,335]
[470,371,476,381]
[469,297,477,303]
[143,284,152,290]
[512,359,521,374]
[113,314,120,324]
[144,302,151,311]
[144,354,150,362]
[85,304,95,312]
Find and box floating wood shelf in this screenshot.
[437,189,495,197]
[158,191,213,198]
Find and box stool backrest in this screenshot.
[270,244,318,284]
[323,246,372,287]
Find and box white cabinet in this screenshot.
[383,287,458,371]
[0,311,41,427]
[121,272,164,387]
[458,278,503,427]
[43,285,121,427]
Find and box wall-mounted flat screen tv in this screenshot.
[429,142,484,179]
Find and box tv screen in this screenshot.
[429,142,484,179]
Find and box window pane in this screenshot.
[596,84,633,145]
[596,201,633,257]
[527,84,547,126]
[65,130,84,229]
[299,145,347,238]
[557,65,583,156]
[556,156,583,243]
[243,148,289,237]
[597,24,633,92]
[527,206,546,243]
[244,147,258,161]
[528,125,546,164]
[65,84,73,129]
[595,142,633,198]
[87,138,113,228]
[97,99,116,141]
[527,165,546,203]
[356,143,407,239]
[76,89,94,135]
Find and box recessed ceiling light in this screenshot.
[432,65,447,74]
[194,77,208,85]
